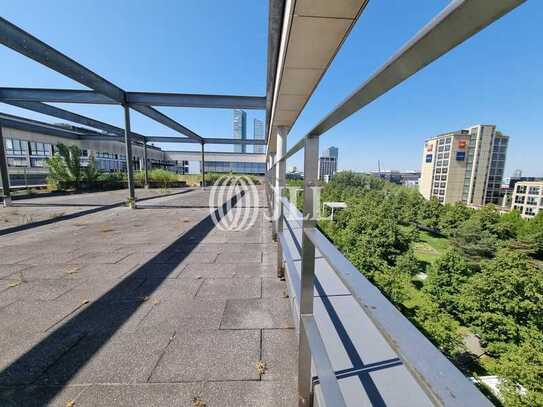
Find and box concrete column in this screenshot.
[201,142,206,188]
[0,125,12,206]
[143,141,149,188]
[123,105,136,208]
[275,127,288,277]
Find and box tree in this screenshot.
[373,265,411,304]
[438,203,473,236]
[413,296,466,357]
[453,216,498,259]
[418,197,443,231]
[425,250,473,316]
[83,154,99,182]
[519,212,543,259]
[495,328,543,407]
[46,144,82,184]
[459,249,543,347]
[496,209,525,240]
[394,249,422,276]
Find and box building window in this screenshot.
[528,186,540,195]
[6,138,28,155]
[527,196,538,206]
[524,207,536,216]
[30,142,52,156]
[445,137,452,144]
[516,185,527,194]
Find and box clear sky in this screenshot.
[1,1,541,176]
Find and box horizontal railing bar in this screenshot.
[303,226,493,406]
[301,315,347,407]
[274,0,525,165]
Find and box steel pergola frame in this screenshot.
[0,15,267,205]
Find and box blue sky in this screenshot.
[1,1,541,176]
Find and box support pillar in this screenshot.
[275,127,288,278]
[298,134,319,407]
[269,152,277,240]
[0,125,11,207]
[143,140,149,188]
[201,142,206,188]
[123,105,136,208]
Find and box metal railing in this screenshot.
[265,1,525,405]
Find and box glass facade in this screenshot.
[203,160,265,175]
[253,119,265,154]
[233,109,247,153]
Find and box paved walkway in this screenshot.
[0,188,297,406]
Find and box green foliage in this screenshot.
[519,212,543,258]
[495,329,543,407]
[135,168,178,188]
[418,197,443,230]
[439,202,473,235]
[453,216,498,259]
[394,249,423,276]
[460,249,543,348]
[425,250,473,316]
[82,155,99,182]
[46,144,93,186]
[412,296,466,357]
[97,171,126,182]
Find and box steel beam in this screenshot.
[144,136,265,145]
[3,100,145,142]
[0,17,125,103]
[0,88,266,109]
[127,92,265,109]
[200,142,205,188]
[0,88,117,104]
[123,106,136,208]
[130,105,203,142]
[0,125,12,205]
[143,141,149,188]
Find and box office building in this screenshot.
[253,119,265,154]
[318,146,338,181]
[0,113,265,188]
[511,181,543,218]
[370,170,421,187]
[419,125,508,206]
[233,109,247,153]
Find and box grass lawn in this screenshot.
[412,230,451,265]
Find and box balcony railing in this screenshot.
[264,1,525,405]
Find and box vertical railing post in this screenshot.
[270,152,277,240]
[275,126,287,278]
[298,134,319,407]
[143,139,149,188]
[200,141,206,189]
[123,104,136,208]
[0,124,12,207]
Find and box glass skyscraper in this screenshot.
[233,109,247,153]
[253,119,265,154]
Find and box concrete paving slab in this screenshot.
[181,263,276,279]
[221,298,294,329]
[261,329,297,382]
[136,297,226,331]
[203,381,297,407]
[0,331,85,385]
[73,383,201,407]
[38,328,175,385]
[262,277,288,298]
[197,278,261,299]
[215,249,262,263]
[150,330,261,382]
[0,385,89,407]
[0,264,29,279]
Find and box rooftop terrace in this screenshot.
[0,187,298,406]
[0,0,527,405]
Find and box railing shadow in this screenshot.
[0,190,244,405]
[284,214,396,406]
[0,189,194,237]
